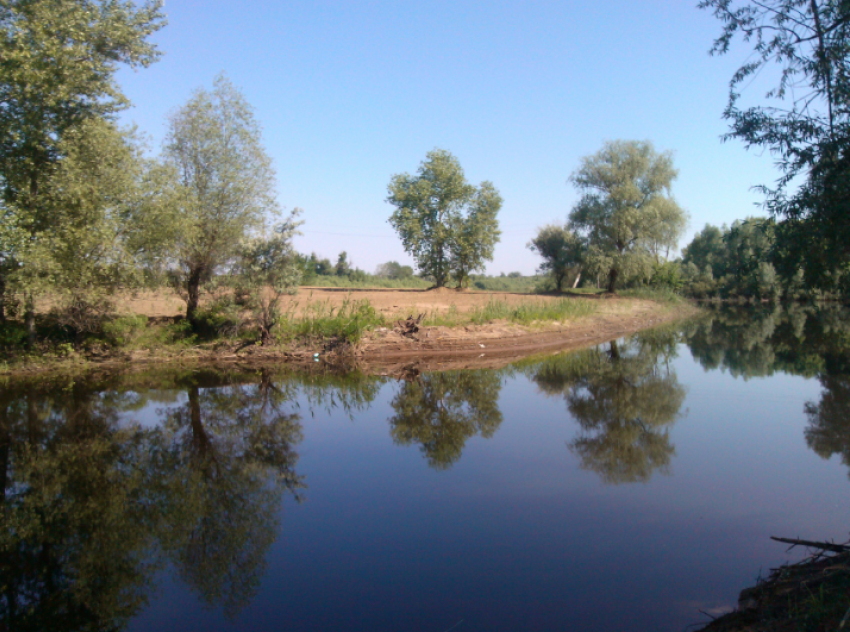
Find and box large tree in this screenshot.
[568,140,687,293]
[528,223,585,291]
[163,75,279,327]
[700,0,850,291]
[387,149,502,288]
[0,0,166,326]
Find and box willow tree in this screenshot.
[568,140,687,293]
[164,75,279,327]
[700,0,850,291]
[0,0,166,326]
[387,149,502,288]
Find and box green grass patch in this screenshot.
[276,298,386,346]
[426,298,597,327]
[618,287,685,304]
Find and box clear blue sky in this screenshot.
[117,0,781,275]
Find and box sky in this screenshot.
[116,0,784,275]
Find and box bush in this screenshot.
[102,315,149,347]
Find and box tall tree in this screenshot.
[387,149,502,288]
[163,75,279,327]
[700,0,850,291]
[528,223,585,291]
[568,140,687,293]
[0,0,166,326]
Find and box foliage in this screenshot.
[680,217,791,300]
[0,0,166,328]
[163,75,279,327]
[275,298,384,347]
[234,210,303,344]
[389,370,503,469]
[528,223,585,291]
[568,140,687,293]
[387,149,502,287]
[524,334,686,484]
[375,261,415,280]
[700,0,850,293]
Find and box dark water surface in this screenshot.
[3,306,850,631]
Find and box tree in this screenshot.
[387,149,502,287]
[335,251,351,277]
[375,261,414,280]
[164,75,279,328]
[528,224,585,291]
[0,0,166,327]
[568,140,687,293]
[700,0,850,291]
[235,211,303,345]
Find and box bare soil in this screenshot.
[110,286,576,319]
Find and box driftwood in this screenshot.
[394,313,424,338]
[770,536,850,554]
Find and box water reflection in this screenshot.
[389,369,503,470]
[0,369,306,630]
[527,332,687,484]
[5,306,850,630]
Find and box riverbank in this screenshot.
[0,289,699,376]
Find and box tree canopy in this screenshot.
[527,223,585,291]
[700,0,850,292]
[163,75,279,326]
[568,140,687,292]
[0,0,166,329]
[387,149,502,288]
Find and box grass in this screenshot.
[275,298,385,346]
[618,287,686,304]
[426,297,597,327]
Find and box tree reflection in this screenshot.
[0,368,310,630]
[152,370,304,617]
[388,369,503,469]
[805,375,850,477]
[529,333,686,484]
[0,379,162,632]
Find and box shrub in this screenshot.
[102,315,149,347]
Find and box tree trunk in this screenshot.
[186,267,203,327]
[572,271,582,289]
[555,273,564,292]
[606,267,618,293]
[24,293,35,347]
[189,385,211,457]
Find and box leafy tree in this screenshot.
[387,149,502,288]
[700,0,850,291]
[528,223,585,291]
[568,140,687,293]
[235,211,303,345]
[0,0,166,327]
[388,370,503,469]
[335,251,351,277]
[682,224,726,279]
[163,75,279,328]
[375,261,414,280]
[12,119,180,337]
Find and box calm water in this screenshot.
[2,305,850,631]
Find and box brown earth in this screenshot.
[110,286,576,319]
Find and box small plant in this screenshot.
[102,315,149,347]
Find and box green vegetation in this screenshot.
[527,140,688,296]
[387,149,502,288]
[698,0,850,297]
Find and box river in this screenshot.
[2,304,848,631]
